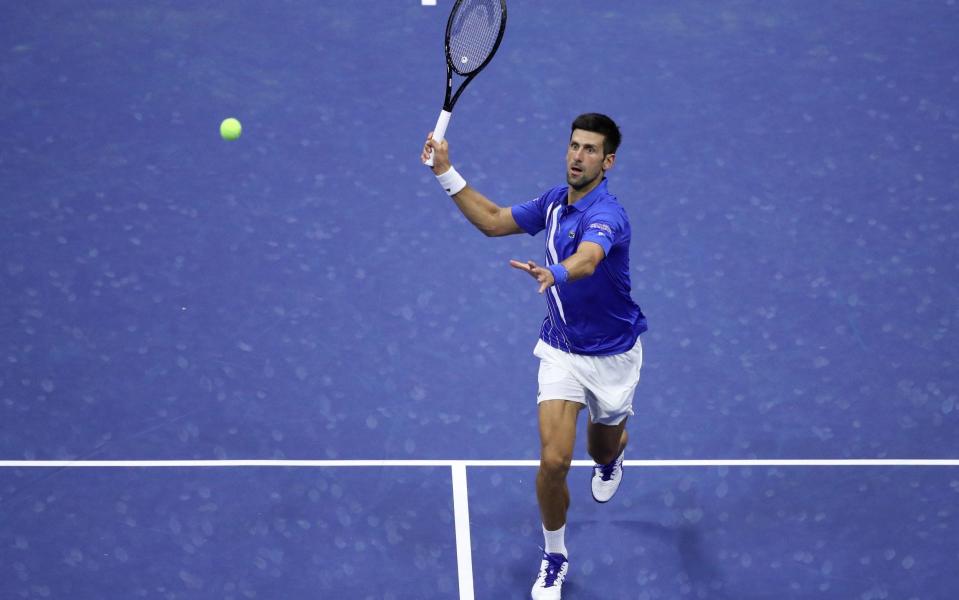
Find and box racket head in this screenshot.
[445,0,507,77]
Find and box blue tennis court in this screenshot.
[2,1,958,598]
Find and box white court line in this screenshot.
[451,463,474,600]
[1,459,959,468]
[4,458,957,600]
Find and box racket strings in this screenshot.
[448,0,504,76]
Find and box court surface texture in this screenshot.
[2,1,958,598]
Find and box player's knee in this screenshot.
[539,449,572,479]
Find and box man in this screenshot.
[421,113,647,599]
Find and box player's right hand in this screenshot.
[422,132,451,175]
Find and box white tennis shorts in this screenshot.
[534,337,643,426]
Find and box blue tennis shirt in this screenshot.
[511,179,647,356]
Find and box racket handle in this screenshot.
[425,109,452,167]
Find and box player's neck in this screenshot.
[567,175,605,205]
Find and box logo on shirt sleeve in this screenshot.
[587,222,613,237]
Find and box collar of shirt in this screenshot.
[565,178,610,212]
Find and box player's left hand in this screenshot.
[510,259,555,294]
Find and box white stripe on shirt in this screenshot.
[545,202,567,324]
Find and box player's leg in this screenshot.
[537,399,582,532]
[580,338,643,503]
[587,412,629,504]
[587,415,628,466]
[532,398,579,600]
[530,340,586,599]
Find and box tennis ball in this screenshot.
[220,117,242,141]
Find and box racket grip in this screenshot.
[425,109,452,167]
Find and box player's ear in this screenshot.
[603,152,616,171]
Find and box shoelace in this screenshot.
[596,458,620,482]
[537,550,568,587]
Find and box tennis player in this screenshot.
[422,113,647,599]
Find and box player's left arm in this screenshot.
[508,241,605,293]
[559,241,605,281]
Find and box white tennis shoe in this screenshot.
[591,448,625,503]
[531,551,568,599]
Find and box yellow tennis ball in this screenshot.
[220,117,242,141]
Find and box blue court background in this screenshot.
[2,1,958,598]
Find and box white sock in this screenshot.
[543,524,567,557]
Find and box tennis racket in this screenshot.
[424,0,508,167]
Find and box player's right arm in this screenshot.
[448,185,524,238]
[423,134,524,238]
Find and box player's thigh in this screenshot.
[537,399,582,462]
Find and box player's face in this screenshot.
[566,129,614,191]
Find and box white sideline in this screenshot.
[2,459,958,468]
[451,463,474,600]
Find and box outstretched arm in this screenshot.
[510,241,605,293]
[422,133,524,237]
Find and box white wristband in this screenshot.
[435,166,467,196]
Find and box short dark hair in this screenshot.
[570,113,621,156]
